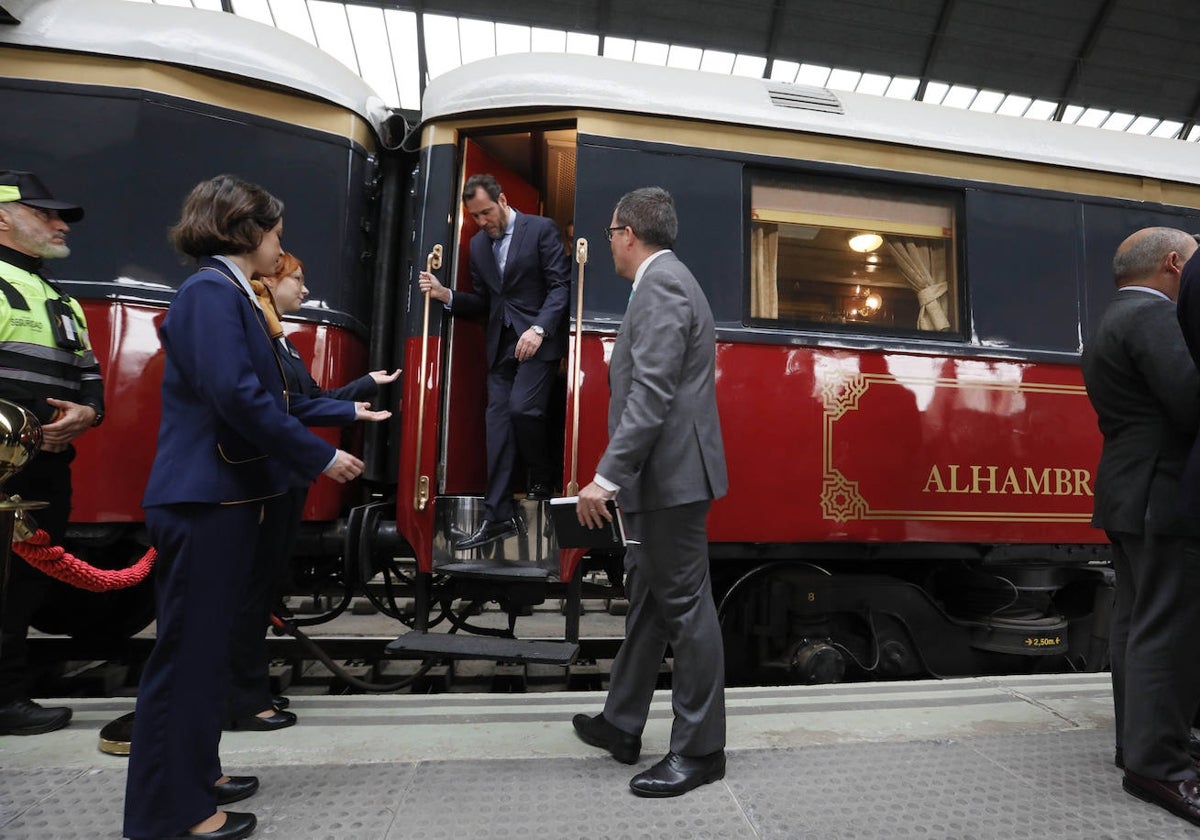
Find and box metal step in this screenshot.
[438,561,551,580]
[385,631,579,665]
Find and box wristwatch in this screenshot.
[90,406,104,427]
[531,325,546,337]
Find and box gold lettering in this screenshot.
[971,465,998,494]
[947,464,971,494]
[922,465,947,494]
[1024,467,1050,495]
[923,464,1093,495]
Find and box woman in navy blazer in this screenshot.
[224,252,397,732]
[123,176,366,840]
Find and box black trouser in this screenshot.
[0,448,72,703]
[1109,529,1200,780]
[225,488,306,720]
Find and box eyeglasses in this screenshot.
[604,225,629,242]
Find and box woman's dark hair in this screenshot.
[169,174,284,259]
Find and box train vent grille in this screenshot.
[766,84,844,114]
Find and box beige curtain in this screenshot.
[751,223,779,319]
[886,239,951,331]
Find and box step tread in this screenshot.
[384,631,579,665]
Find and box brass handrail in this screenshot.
[413,244,443,511]
[566,237,588,496]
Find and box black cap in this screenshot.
[0,170,84,223]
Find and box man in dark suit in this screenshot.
[1082,226,1200,828]
[571,187,728,797]
[419,173,570,549]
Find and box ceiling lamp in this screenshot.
[848,233,883,253]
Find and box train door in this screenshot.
[386,124,585,664]
[430,127,578,576]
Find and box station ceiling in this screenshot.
[42,0,1200,139]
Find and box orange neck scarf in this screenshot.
[248,279,284,340]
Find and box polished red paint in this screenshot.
[566,333,1104,548]
[396,332,442,573]
[70,299,369,523]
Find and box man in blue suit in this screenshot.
[419,173,571,548]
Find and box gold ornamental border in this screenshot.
[819,371,1092,524]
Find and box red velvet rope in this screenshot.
[11,529,156,592]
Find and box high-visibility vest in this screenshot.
[0,256,103,424]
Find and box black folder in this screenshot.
[548,496,626,548]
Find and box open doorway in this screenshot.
[439,124,578,498]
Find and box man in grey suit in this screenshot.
[571,187,728,797]
[1082,226,1200,827]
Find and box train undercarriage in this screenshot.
[42,507,1113,692]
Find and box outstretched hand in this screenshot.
[369,368,401,385]
[355,403,392,422]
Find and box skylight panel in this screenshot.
[668,45,704,71]
[699,50,735,74]
[603,37,635,61]
[634,40,670,66]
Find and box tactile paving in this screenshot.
[4,677,1200,840]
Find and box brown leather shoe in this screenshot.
[1123,770,1200,827]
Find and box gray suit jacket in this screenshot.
[597,251,728,514]
[1082,289,1200,536]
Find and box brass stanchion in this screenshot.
[0,399,48,658]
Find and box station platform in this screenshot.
[0,672,1192,839]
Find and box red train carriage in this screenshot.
[386,54,1200,683]
[6,1,1200,685]
[0,0,404,639]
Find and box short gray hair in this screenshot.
[615,187,677,250]
[1113,227,1194,283]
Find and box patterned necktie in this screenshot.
[492,235,505,274]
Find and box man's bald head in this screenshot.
[1113,227,1197,290]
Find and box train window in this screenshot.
[749,177,959,335]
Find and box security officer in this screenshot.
[0,170,103,735]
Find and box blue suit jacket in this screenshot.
[143,259,336,507]
[453,212,571,367]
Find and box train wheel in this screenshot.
[30,539,157,642]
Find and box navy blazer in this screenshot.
[452,211,571,367]
[143,259,335,507]
[277,335,377,407]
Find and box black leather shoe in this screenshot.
[1123,770,1200,827]
[215,775,259,806]
[99,711,135,755]
[526,482,553,501]
[630,750,726,798]
[456,517,520,550]
[0,698,71,736]
[271,696,290,711]
[571,713,640,764]
[163,810,257,839]
[226,709,296,731]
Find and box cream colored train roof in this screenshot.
[422,53,1200,189]
[0,0,389,136]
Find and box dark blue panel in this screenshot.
[0,81,375,327]
[1080,204,1200,343]
[965,191,1081,354]
[574,139,743,324]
